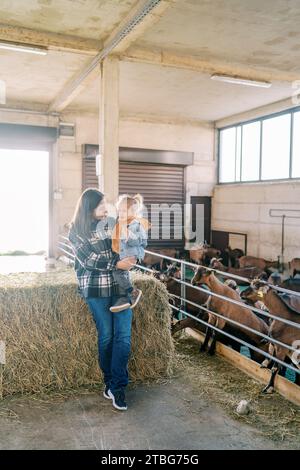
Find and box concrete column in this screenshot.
[99,56,119,204]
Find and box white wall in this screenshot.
[212,100,300,263]
[213,182,300,262]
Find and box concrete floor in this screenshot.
[0,376,291,450]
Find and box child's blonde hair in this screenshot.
[116,193,144,215]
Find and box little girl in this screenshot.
[107,193,150,313]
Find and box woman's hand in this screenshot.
[116,257,136,270]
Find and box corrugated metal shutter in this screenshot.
[82,157,98,190]
[82,145,98,190]
[119,162,185,249]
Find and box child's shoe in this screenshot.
[110,297,131,313]
[129,288,142,308]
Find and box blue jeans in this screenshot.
[86,296,132,394]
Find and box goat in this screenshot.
[268,272,300,293]
[238,255,278,272]
[241,280,300,392]
[289,258,300,278]
[159,263,209,335]
[162,264,264,355]
[281,277,300,293]
[189,243,221,265]
[210,257,267,285]
[172,276,239,335]
[224,279,238,290]
[191,268,269,358]
[143,248,177,271]
[189,244,206,264]
[225,246,244,268]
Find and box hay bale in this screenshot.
[0,266,174,398]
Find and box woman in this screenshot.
[68,189,135,411]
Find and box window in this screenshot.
[261,114,290,180]
[219,127,237,183]
[241,121,260,182]
[235,126,241,182]
[292,111,300,178]
[218,107,300,183]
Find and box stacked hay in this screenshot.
[0,267,174,398]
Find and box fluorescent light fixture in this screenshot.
[211,74,271,88]
[0,41,48,55]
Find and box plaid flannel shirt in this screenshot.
[68,217,120,298]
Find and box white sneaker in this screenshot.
[103,386,112,400]
[108,389,128,411]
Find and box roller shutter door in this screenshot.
[82,155,98,190]
[82,145,98,190]
[119,162,185,249]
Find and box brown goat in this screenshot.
[241,281,300,392]
[191,268,269,358]
[289,258,300,277]
[143,248,177,270]
[159,264,209,335]
[238,255,278,271]
[210,257,266,285]
[226,246,244,268]
[189,247,206,264]
[189,244,221,265]
[161,265,257,354]
[268,272,300,293]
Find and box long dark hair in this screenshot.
[70,188,104,239]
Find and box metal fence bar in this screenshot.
[59,247,75,260]
[171,276,300,330]
[59,241,75,253]
[59,239,299,297]
[143,249,300,298]
[170,293,300,354]
[180,260,186,321]
[58,236,75,262]
[136,262,300,330]
[171,305,300,376]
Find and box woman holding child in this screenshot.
[68,189,149,411]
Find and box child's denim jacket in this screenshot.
[117,218,149,261]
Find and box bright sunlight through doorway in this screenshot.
[0,148,49,256]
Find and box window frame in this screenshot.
[217,106,300,184]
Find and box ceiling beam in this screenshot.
[120,112,213,127]
[121,46,299,83]
[0,24,101,55]
[48,0,174,112]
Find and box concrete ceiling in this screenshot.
[1,0,300,120]
[0,0,138,41]
[138,0,300,77]
[119,62,295,122]
[68,61,294,121]
[0,48,90,107]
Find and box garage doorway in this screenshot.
[0,148,49,272]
